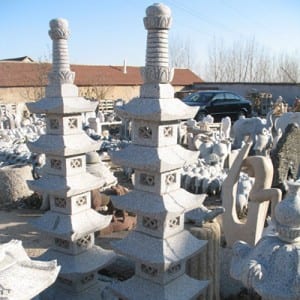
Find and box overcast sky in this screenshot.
[1,0,300,71]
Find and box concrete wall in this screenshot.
[0,85,186,105]
[193,82,300,106]
[0,87,46,104]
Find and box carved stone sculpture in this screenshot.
[109,4,208,299]
[222,137,282,247]
[230,180,300,300]
[231,112,273,149]
[26,18,116,299]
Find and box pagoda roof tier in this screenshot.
[0,240,60,300]
[111,144,199,173]
[27,133,100,156]
[26,96,98,114]
[111,189,206,215]
[27,172,104,197]
[115,97,198,122]
[39,280,113,300]
[30,209,112,240]
[111,274,208,300]
[112,230,206,266]
[40,245,115,276]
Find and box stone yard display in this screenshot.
[26,18,116,299]
[109,3,208,299]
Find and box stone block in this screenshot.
[140,83,174,99]
[134,169,181,194]
[50,192,91,215]
[46,114,82,135]
[46,83,78,98]
[132,120,178,147]
[45,154,86,177]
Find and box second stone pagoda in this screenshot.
[27,18,115,299]
[110,3,208,299]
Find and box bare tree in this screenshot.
[275,53,300,82]
[204,37,300,83]
[169,34,195,70]
[79,85,112,101]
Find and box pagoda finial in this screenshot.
[142,3,173,85]
[48,18,75,86]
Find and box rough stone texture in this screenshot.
[0,164,34,206]
[271,123,300,192]
[186,221,221,300]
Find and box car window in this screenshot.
[211,93,225,104]
[225,93,241,101]
[184,92,214,104]
[212,93,225,101]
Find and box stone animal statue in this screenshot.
[220,116,231,139]
[236,172,253,218]
[253,128,273,156]
[185,205,225,226]
[274,111,300,137]
[231,112,273,149]
[221,137,282,247]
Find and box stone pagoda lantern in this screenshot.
[230,180,300,300]
[26,18,115,299]
[109,3,208,299]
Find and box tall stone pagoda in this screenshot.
[26,18,115,299]
[110,3,208,299]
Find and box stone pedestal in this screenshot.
[186,222,221,300]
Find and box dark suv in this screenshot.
[182,90,252,121]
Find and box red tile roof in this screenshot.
[0,62,203,88]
